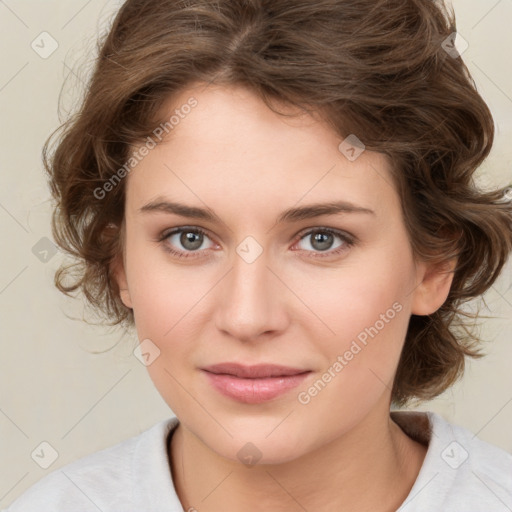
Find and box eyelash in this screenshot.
[157,226,356,260]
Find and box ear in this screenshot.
[111,251,133,310]
[410,257,457,316]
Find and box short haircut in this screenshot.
[43,0,512,407]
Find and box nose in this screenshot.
[214,243,289,343]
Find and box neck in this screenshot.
[169,406,427,512]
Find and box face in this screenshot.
[115,82,452,464]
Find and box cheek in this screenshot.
[319,295,408,398]
[309,252,410,335]
[125,250,208,413]
[124,241,213,397]
[306,243,414,383]
[295,280,410,431]
[125,235,207,336]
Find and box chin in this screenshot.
[204,419,313,466]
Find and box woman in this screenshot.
[5,0,512,510]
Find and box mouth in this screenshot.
[200,363,312,403]
[201,362,310,378]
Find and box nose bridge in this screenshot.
[215,239,286,341]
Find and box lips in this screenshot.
[201,362,312,404]
[201,362,309,379]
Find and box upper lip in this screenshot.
[201,363,310,379]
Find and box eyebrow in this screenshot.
[139,198,375,224]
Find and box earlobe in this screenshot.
[119,288,133,310]
[410,258,457,316]
[111,254,133,309]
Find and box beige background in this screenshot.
[1,0,511,507]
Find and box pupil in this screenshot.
[313,232,333,251]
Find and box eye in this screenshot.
[158,227,216,259]
[292,228,355,257]
[157,226,356,260]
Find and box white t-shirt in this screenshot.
[3,411,511,511]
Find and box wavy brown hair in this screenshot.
[43,0,512,407]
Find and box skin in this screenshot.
[113,82,456,511]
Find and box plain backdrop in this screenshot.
[1,0,511,507]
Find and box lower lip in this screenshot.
[202,370,311,404]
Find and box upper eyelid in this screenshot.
[296,226,353,238]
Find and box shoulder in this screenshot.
[395,410,512,511]
[3,417,180,512]
[431,411,512,498]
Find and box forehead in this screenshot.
[125,83,401,222]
